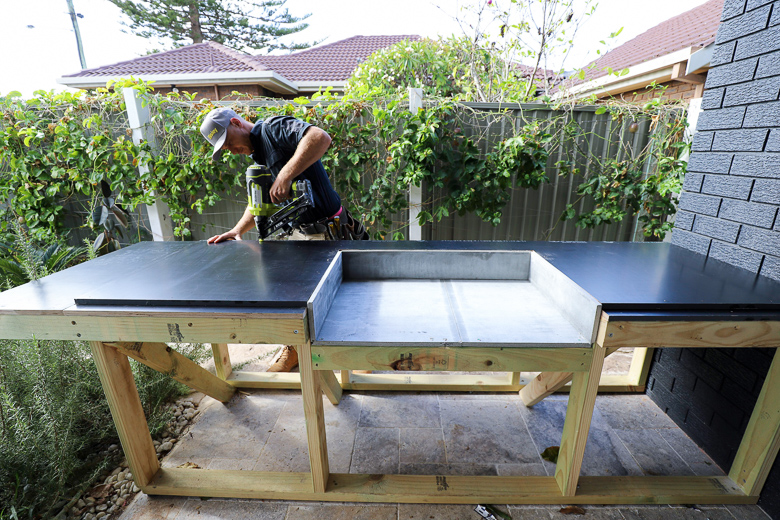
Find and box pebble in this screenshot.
[159,441,173,452]
[96,504,108,512]
[77,499,86,508]
[132,484,140,493]
[110,467,122,477]
[85,497,95,505]
[95,513,106,519]
[84,514,94,520]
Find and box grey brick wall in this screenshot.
[656,2,780,515]
[671,0,780,282]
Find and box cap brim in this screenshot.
[210,131,227,160]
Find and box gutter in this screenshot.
[56,70,299,95]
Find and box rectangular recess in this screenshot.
[341,250,531,280]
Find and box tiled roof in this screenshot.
[63,42,265,78]
[61,36,421,82]
[574,0,723,84]
[250,35,421,81]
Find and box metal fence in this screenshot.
[187,100,659,243]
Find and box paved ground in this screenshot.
[118,347,772,520]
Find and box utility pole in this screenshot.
[66,0,87,69]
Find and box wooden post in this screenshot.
[728,349,780,496]
[211,343,232,381]
[299,341,330,492]
[123,87,174,241]
[105,341,235,403]
[555,320,608,496]
[89,341,159,487]
[408,87,423,241]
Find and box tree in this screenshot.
[108,0,317,53]
[345,37,532,102]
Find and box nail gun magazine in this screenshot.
[245,164,314,240]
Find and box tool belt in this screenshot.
[296,207,369,240]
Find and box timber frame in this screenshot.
[3,307,778,505]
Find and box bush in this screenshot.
[0,226,209,518]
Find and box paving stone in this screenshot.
[175,498,287,519]
[518,398,642,477]
[399,503,494,520]
[656,428,724,475]
[724,504,773,519]
[620,505,734,519]
[440,399,539,464]
[253,400,310,472]
[166,393,285,461]
[615,429,695,476]
[116,494,187,519]
[254,395,362,473]
[359,393,441,428]
[507,506,624,519]
[286,504,398,520]
[206,457,255,470]
[350,427,399,474]
[398,463,497,475]
[400,428,446,463]
[595,395,677,430]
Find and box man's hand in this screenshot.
[207,230,242,244]
[269,177,293,204]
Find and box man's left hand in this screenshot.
[270,177,292,203]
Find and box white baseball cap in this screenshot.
[200,107,239,160]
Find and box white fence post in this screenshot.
[123,87,175,241]
[408,88,423,241]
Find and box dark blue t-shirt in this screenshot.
[249,116,341,223]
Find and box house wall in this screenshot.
[150,84,276,100]
[648,0,780,515]
[613,79,705,103]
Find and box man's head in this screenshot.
[200,108,253,159]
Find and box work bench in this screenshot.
[1,240,778,504]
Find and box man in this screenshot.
[200,107,367,372]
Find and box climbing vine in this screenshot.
[0,79,685,243]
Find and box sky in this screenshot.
[1,0,712,98]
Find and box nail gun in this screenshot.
[246,164,315,241]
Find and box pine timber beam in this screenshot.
[104,341,235,403]
[671,60,706,84]
[310,346,593,373]
[90,341,159,487]
[144,470,753,504]
[729,346,780,496]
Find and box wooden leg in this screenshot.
[104,342,235,403]
[340,370,350,384]
[319,370,343,405]
[211,343,232,381]
[555,342,607,496]
[90,341,159,487]
[729,348,780,496]
[627,347,653,388]
[299,341,330,492]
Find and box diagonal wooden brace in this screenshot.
[520,348,619,407]
[104,341,235,403]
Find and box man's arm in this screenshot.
[206,205,256,244]
[269,126,331,203]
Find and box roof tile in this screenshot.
[574,0,724,85]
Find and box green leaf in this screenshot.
[540,446,559,463]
